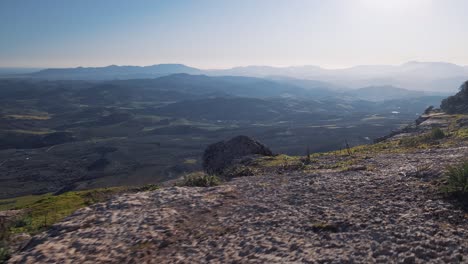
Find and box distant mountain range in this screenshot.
[0,67,43,75]
[208,61,468,92]
[28,64,201,80]
[107,74,440,102]
[5,61,468,92]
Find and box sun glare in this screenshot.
[359,0,430,12]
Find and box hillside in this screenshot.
[0,78,443,199]
[344,86,424,101]
[441,81,468,114]
[4,112,468,263]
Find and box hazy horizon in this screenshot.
[1,60,468,72]
[1,0,468,68]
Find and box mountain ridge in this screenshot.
[19,61,468,92]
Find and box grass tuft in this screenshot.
[0,187,127,235]
[444,161,468,195]
[177,172,221,187]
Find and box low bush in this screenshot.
[443,161,468,207]
[0,246,9,264]
[444,161,468,195]
[430,127,445,140]
[178,172,221,187]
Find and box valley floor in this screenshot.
[8,141,468,263]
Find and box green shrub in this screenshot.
[135,184,160,192]
[12,216,32,229]
[399,128,445,148]
[178,172,221,187]
[222,165,257,178]
[445,161,468,195]
[430,127,445,140]
[0,246,10,264]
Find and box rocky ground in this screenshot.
[7,114,468,263]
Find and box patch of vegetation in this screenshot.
[0,217,10,264]
[0,185,162,261]
[255,155,302,167]
[430,127,445,139]
[277,162,307,172]
[177,172,221,187]
[1,187,126,235]
[134,184,160,192]
[222,165,259,178]
[441,81,468,114]
[310,222,339,232]
[0,246,9,264]
[454,128,468,139]
[0,195,48,211]
[327,140,403,156]
[343,165,367,172]
[248,154,315,173]
[183,158,197,165]
[443,161,468,203]
[398,136,429,148]
[399,128,445,148]
[446,114,466,132]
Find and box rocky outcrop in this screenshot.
[8,144,468,264]
[202,135,273,175]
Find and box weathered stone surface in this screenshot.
[202,135,273,175]
[8,143,468,264]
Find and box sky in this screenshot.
[1,0,467,69]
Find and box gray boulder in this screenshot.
[202,135,273,175]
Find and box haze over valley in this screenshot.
[1,1,468,263]
[0,68,448,197]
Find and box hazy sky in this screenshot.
[1,0,467,69]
